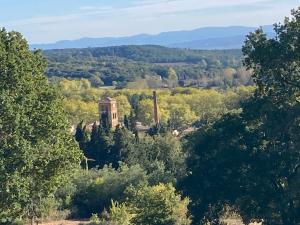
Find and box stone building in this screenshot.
[97,91,158,130]
[99,97,119,128]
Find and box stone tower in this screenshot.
[99,97,119,128]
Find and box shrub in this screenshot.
[72,164,147,218]
[111,183,191,225]
[90,214,101,224]
[109,201,133,225]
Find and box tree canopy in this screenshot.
[123,183,191,225]
[45,45,251,89]
[181,9,300,225]
[0,29,81,223]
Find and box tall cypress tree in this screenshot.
[124,115,129,129]
[90,122,99,143]
[111,126,135,168]
[75,120,89,151]
[129,110,137,131]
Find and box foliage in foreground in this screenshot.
[0,29,82,224]
[54,164,191,225]
[181,8,300,225]
[108,183,191,225]
[71,165,147,218]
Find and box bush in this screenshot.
[125,133,187,185]
[71,164,147,218]
[109,201,133,225]
[90,214,101,224]
[37,197,70,222]
[110,183,191,225]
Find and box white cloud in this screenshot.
[3,0,272,26]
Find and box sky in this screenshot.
[0,0,299,44]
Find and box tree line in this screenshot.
[57,78,254,127]
[44,45,252,89]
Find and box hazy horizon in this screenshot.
[1,0,299,44]
[31,25,273,45]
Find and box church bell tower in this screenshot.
[99,97,119,128]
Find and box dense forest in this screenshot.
[58,78,254,125]
[44,45,252,89]
[1,7,300,225]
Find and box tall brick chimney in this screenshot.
[153,91,159,124]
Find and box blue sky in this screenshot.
[1,0,299,43]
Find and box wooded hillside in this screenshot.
[44,45,252,89]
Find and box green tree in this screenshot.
[124,183,191,225]
[0,29,81,223]
[180,114,251,225]
[168,104,197,129]
[185,90,227,126]
[90,73,104,87]
[240,10,300,224]
[182,9,300,225]
[124,115,130,129]
[127,110,137,132]
[126,133,186,184]
[109,200,133,225]
[72,164,147,218]
[137,99,154,125]
[116,95,131,121]
[147,122,169,136]
[75,120,89,150]
[111,126,136,167]
[167,67,178,88]
[86,123,113,168]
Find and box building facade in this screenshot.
[99,97,119,128]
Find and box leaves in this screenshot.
[124,183,191,225]
[0,29,81,222]
[183,9,300,225]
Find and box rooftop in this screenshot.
[99,97,116,103]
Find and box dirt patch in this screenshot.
[222,219,262,225]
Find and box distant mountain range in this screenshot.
[31,25,274,50]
